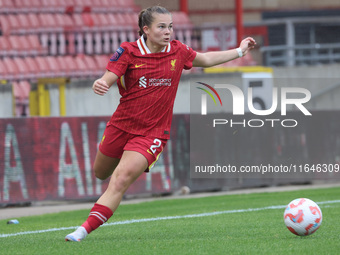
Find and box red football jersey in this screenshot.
[106,36,197,139]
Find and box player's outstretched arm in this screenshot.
[92,70,119,96]
[192,37,256,68]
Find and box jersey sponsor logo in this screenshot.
[135,63,145,68]
[139,76,147,88]
[170,59,176,71]
[139,77,172,88]
[149,78,172,86]
[110,47,125,61]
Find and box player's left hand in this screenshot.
[239,37,256,56]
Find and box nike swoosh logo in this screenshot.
[135,64,145,68]
[147,149,153,155]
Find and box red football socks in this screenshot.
[81,203,113,234]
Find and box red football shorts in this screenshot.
[99,123,167,171]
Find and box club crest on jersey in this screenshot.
[170,59,177,71]
[110,47,125,61]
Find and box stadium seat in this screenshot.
[80,13,97,54]
[38,13,60,33]
[8,36,29,56]
[90,0,110,13]
[94,55,110,71]
[93,13,113,53]
[6,15,21,35]
[112,14,128,43]
[38,14,62,55]
[81,13,95,29]
[54,14,74,55]
[40,0,66,13]
[71,13,84,29]
[172,12,193,47]
[23,57,40,79]
[12,57,33,80]
[0,36,11,56]
[54,14,74,30]
[107,13,120,51]
[12,80,31,117]
[0,58,10,80]
[2,58,19,80]
[26,35,48,56]
[115,0,137,12]
[125,12,139,42]
[91,13,111,54]
[81,55,102,77]
[74,55,89,77]
[56,0,75,13]
[27,13,42,33]
[0,1,148,81]
[14,0,41,13]
[44,56,64,77]
[70,13,85,54]
[34,56,53,77]
[56,55,80,77]
[0,0,15,14]
[17,14,35,34]
[0,15,11,35]
[73,0,92,12]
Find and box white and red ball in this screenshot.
[283,198,322,236]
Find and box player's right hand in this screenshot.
[92,79,109,95]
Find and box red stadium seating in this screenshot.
[16,14,33,34]
[0,36,11,56]
[94,55,110,70]
[23,57,40,78]
[0,0,15,13]
[6,15,21,34]
[45,56,64,77]
[0,35,47,57]
[12,57,34,80]
[27,13,42,33]
[34,56,53,77]
[14,0,41,13]
[8,36,27,56]
[0,1,195,83]
[81,54,102,76]
[0,58,10,80]
[12,80,31,116]
[27,35,48,55]
[2,58,18,80]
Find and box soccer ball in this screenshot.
[283,198,322,236]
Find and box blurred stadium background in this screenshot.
[1,0,340,206]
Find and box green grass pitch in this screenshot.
[1,186,340,255]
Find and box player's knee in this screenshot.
[110,171,134,194]
[94,167,112,180]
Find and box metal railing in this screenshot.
[193,16,340,67]
[261,43,340,66]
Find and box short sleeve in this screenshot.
[181,43,197,70]
[106,43,130,77]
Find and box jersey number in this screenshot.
[150,139,162,154]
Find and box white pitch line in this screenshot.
[1,199,340,238]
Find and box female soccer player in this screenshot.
[65,5,256,241]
